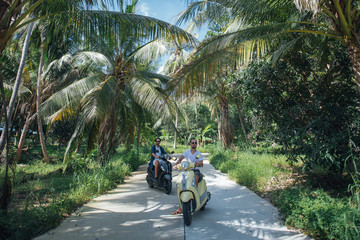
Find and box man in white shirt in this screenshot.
[172,138,203,215]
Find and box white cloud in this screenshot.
[137,3,154,17]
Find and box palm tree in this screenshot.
[0,0,197,211]
[39,0,195,165]
[176,0,359,88]
[0,0,197,154]
[293,0,360,88]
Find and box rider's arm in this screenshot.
[195,160,203,167]
[151,146,159,159]
[175,155,185,165]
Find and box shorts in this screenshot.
[192,169,203,182]
[154,159,164,165]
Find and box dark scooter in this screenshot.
[146,152,175,194]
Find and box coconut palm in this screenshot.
[0,0,197,211]
[0,0,197,148]
[176,0,359,89]
[292,0,360,87]
[0,0,197,155]
[39,0,195,165]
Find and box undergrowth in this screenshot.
[209,148,360,239]
[0,145,147,240]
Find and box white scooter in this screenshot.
[175,156,211,226]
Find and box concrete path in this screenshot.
[35,157,309,240]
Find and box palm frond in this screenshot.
[3,82,32,97]
[182,0,296,25]
[59,10,198,49]
[74,51,113,70]
[40,75,102,119]
[130,40,173,64]
[129,76,171,115]
[162,49,190,75]
[270,35,305,63]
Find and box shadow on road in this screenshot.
[35,159,310,240]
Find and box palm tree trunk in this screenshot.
[235,100,248,144]
[0,21,34,153]
[217,113,221,144]
[219,98,232,149]
[136,117,141,145]
[0,73,11,210]
[15,105,35,162]
[36,43,50,163]
[346,38,360,90]
[99,106,117,164]
[173,111,178,149]
[194,102,198,128]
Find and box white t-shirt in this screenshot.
[182,149,203,170]
[155,146,161,159]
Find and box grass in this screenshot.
[210,148,291,192]
[0,145,147,240]
[209,146,360,239]
[3,141,359,239]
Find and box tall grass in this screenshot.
[0,146,147,240]
[271,187,360,239]
[210,148,289,192]
[209,148,360,239]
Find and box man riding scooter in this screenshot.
[150,137,167,181]
[171,138,203,215]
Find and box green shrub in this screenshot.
[115,145,148,171]
[210,149,288,191]
[1,147,134,240]
[271,188,360,239]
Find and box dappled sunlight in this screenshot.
[184,160,310,240]
[35,158,309,240]
[35,167,183,240]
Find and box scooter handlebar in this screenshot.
[175,160,195,171]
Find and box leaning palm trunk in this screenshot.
[15,105,35,162]
[0,22,34,153]
[36,43,49,163]
[173,110,178,149]
[235,100,248,144]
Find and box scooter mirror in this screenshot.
[195,154,201,159]
[171,151,174,154]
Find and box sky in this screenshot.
[135,0,208,72]
[137,0,207,40]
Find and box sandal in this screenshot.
[171,209,182,215]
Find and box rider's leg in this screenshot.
[194,170,201,187]
[154,160,159,178]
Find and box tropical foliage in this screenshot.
[1,0,360,239]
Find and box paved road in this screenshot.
[35,156,309,240]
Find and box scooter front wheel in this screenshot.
[182,201,192,226]
[163,180,172,194]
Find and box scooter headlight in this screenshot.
[181,161,189,169]
[160,165,165,171]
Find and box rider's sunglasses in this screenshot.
[191,142,197,144]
